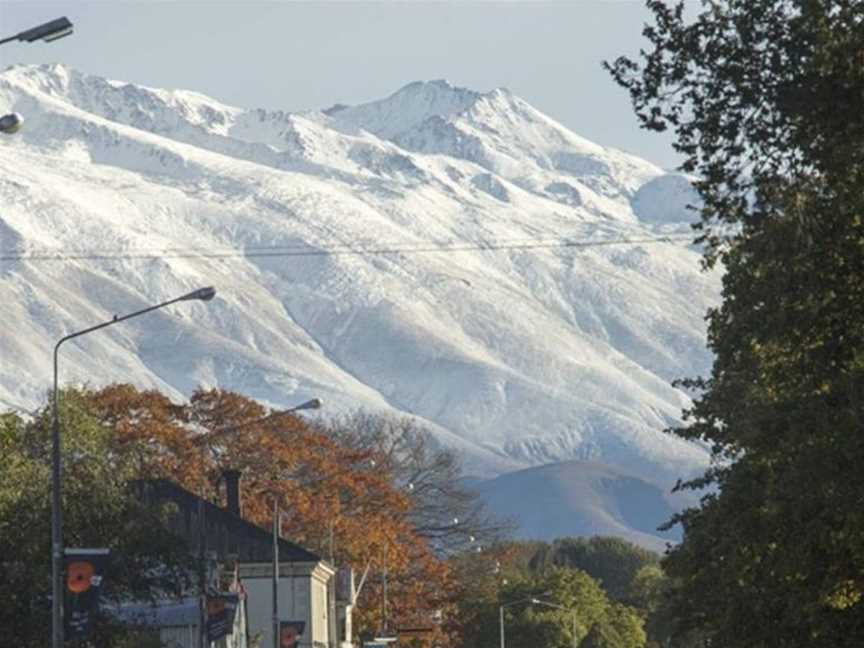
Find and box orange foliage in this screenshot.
[82,384,457,643]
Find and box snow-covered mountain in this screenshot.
[0,64,718,491]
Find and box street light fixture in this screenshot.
[531,598,578,648]
[51,286,216,648]
[292,397,322,410]
[0,112,23,134]
[0,16,74,46]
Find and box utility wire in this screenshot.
[0,234,694,264]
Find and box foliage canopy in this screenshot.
[608,1,864,646]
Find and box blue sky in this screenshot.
[0,1,684,168]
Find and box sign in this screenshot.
[206,593,239,642]
[279,620,306,648]
[64,548,110,641]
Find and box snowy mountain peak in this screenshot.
[399,78,463,94]
[329,78,482,140]
[0,64,717,486]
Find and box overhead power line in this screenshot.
[0,234,694,264]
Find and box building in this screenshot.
[132,476,350,648]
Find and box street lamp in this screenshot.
[264,400,322,648]
[51,286,216,648]
[1,17,74,136]
[498,592,550,648]
[531,598,578,648]
[189,397,322,648]
[0,16,74,46]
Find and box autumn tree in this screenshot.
[324,412,517,644]
[608,1,864,645]
[82,385,460,645]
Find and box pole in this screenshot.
[199,498,207,648]
[273,499,280,648]
[572,612,577,648]
[51,351,63,648]
[197,440,210,648]
[382,545,389,636]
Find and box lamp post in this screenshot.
[531,598,578,648]
[497,591,553,648]
[190,397,322,648]
[1,17,74,136]
[266,399,322,648]
[51,286,216,648]
[498,593,545,648]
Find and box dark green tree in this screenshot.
[456,565,645,648]
[0,393,195,647]
[607,1,864,646]
[529,536,660,601]
[581,603,648,648]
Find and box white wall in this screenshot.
[241,562,332,648]
[310,577,329,647]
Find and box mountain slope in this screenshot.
[0,64,718,488]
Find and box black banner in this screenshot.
[64,548,109,640]
[206,593,239,642]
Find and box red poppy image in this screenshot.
[66,561,94,594]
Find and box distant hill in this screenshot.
[475,459,692,552]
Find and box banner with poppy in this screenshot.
[64,548,110,640]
